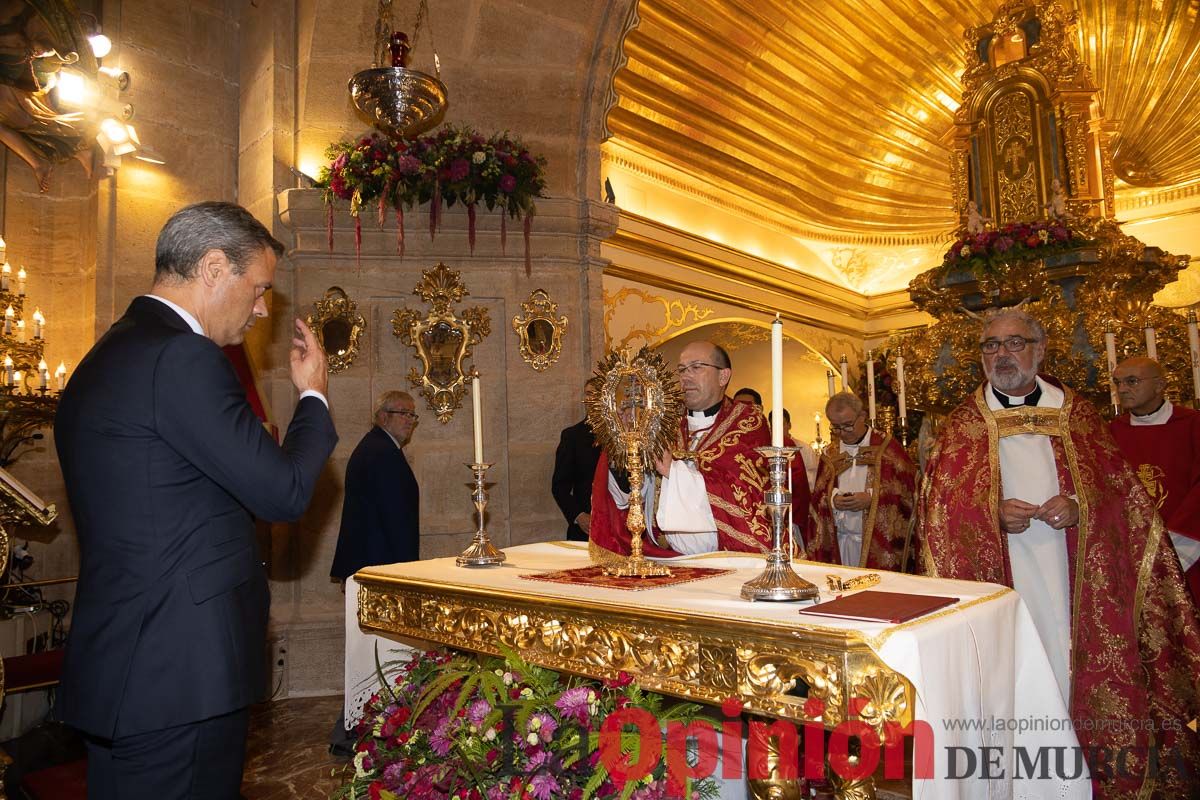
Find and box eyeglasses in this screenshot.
[828,413,863,433]
[1111,375,1158,389]
[384,409,419,420]
[979,336,1039,354]
[675,361,725,376]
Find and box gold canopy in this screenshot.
[607,0,1200,245]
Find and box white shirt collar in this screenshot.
[1130,398,1173,426]
[985,376,1063,411]
[146,295,204,336]
[380,426,404,449]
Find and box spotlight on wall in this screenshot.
[88,34,112,58]
[98,66,130,91]
[54,69,89,106]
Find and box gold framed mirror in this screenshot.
[305,287,366,373]
[393,263,491,423]
[512,289,566,371]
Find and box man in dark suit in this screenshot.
[330,390,421,580]
[54,202,337,799]
[552,418,599,541]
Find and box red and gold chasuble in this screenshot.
[807,430,917,571]
[919,383,1200,798]
[589,398,774,559]
[1110,405,1200,605]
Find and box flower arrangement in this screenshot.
[337,648,722,800]
[941,219,1089,279]
[319,125,547,270]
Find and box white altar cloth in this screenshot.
[345,542,1089,800]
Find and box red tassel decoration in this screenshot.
[326,203,334,253]
[354,215,362,272]
[523,208,534,276]
[397,206,405,258]
[430,182,441,240]
[500,213,507,255]
[467,203,476,253]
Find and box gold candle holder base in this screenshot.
[741,446,819,602]
[456,462,506,567]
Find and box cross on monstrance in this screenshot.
[1003,138,1030,180]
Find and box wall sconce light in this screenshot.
[98,66,130,91]
[88,34,112,58]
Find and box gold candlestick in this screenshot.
[456,462,506,567]
[741,446,819,602]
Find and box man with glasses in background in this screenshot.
[589,341,774,558]
[1109,356,1200,604]
[807,391,915,571]
[329,390,421,755]
[331,390,422,580]
[919,309,1200,796]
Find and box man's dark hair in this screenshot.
[711,344,732,370]
[733,387,762,406]
[155,201,284,281]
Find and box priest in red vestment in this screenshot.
[807,392,917,571]
[918,309,1200,798]
[1109,356,1200,605]
[590,341,776,560]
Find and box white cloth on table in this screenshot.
[345,542,1087,800]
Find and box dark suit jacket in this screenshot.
[54,297,337,738]
[330,425,420,579]
[551,420,600,542]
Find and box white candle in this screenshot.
[37,359,47,389]
[1144,325,1157,360]
[16,319,24,343]
[814,413,821,444]
[4,356,12,387]
[839,354,849,390]
[471,375,484,464]
[0,237,6,264]
[32,308,43,340]
[1104,325,1119,410]
[770,315,783,448]
[1188,311,1200,403]
[17,266,25,296]
[1,263,10,293]
[896,355,907,422]
[3,305,11,336]
[55,361,66,391]
[865,350,876,424]
[826,369,835,399]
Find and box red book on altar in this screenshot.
[799,591,959,624]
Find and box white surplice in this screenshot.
[987,377,1073,707]
[831,437,871,567]
[654,410,721,554]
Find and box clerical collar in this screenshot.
[993,384,1042,408]
[688,399,723,419]
[1131,399,1172,427]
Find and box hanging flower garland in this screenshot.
[319,125,547,273]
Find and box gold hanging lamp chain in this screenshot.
[410,0,441,78]
[373,0,394,68]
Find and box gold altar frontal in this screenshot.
[354,544,916,739]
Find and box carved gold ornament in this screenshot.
[305,287,366,374]
[511,289,566,371]
[584,347,684,577]
[392,263,490,423]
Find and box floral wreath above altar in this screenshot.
[319,125,547,271]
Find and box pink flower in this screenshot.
[499,174,517,193]
[555,686,592,725]
[396,155,421,175]
[529,773,560,800]
[448,158,471,181]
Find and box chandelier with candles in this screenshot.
[0,237,67,466]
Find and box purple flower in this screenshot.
[555,686,592,725]
[530,712,558,742]
[486,786,507,800]
[498,174,517,193]
[994,236,1014,253]
[396,155,421,175]
[429,719,453,756]
[529,772,560,800]
[448,158,471,181]
[468,698,491,726]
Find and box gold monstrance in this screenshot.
[585,348,683,578]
